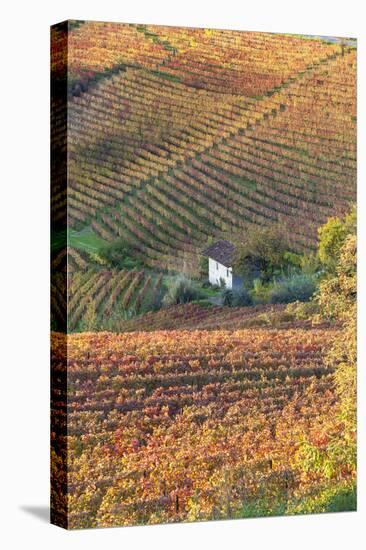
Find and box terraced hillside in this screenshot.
[51,22,356,277]
[51,247,165,331]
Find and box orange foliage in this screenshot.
[51,327,344,528]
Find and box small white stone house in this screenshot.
[202,240,241,290]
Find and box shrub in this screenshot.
[250,278,271,304]
[283,251,302,269]
[300,252,322,275]
[163,276,201,306]
[268,274,316,304]
[285,300,320,320]
[232,288,253,306]
[221,288,234,306]
[201,279,212,289]
[221,288,253,307]
[97,239,140,270]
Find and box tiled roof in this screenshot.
[201,240,235,267]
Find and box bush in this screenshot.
[250,278,271,304]
[232,288,253,306]
[283,251,302,269]
[163,276,201,306]
[221,288,234,306]
[268,274,316,304]
[201,279,212,289]
[285,300,320,320]
[300,252,322,275]
[221,287,253,307]
[97,239,140,270]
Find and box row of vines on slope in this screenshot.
[51,327,347,528]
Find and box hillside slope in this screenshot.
[51,23,356,277]
[52,326,342,527]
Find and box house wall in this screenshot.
[208,258,233,289]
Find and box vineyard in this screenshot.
[50,21,357,529]
[50,252,316,333]
[51,247,165,331]
[115,302,337,332]
[51,22,356,276]
[51,326,351,528]
[52,247,323,333]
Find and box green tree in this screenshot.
[233,225,289,282]
[297,211,356,483]
[318,205,356,272]
[318,234,356,320]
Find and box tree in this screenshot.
[296,210,356,484]
[317,234,356,320]
[233,225,289,282]
[318,205,356,272]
